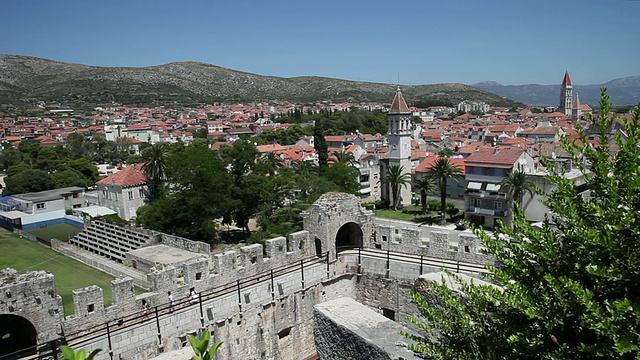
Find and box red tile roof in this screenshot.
[415,156,466,175]
[98,164,148,187]
[465,148,524,169]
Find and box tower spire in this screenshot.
[561,70,572,86]
[390,86,410,113]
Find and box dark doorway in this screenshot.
[315,238,323,258]
[382,308,396,321]
[0,314,37,359]
[335,222,363,250]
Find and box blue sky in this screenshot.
[1,0,638,85]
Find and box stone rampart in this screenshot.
[0,268,64,344]
[159,233,210,256]
[372,226,496,266]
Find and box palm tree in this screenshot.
[413,176,437,214]
[141,143,168,199]
[500,169,536,216]
[382,164,412,210]
[259,152,284,177]
[427,158,462,225]
[294,159,318,176]
[332,150,358,166]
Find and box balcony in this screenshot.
[465,206,509,217]
[465,192,507,200]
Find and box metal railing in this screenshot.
[4,247,489,359]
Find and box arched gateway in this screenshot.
[302,192,375,261]
[0,269,64,357]
[0,314,38,358]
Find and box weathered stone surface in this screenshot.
[314,297,422,360]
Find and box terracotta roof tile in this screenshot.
[98,164,147,187]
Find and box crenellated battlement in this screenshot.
[0,192,496,359]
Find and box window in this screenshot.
[73,193,80,198]
[128,191,133,200]
[36,203,45,210]
[114,193,118,201]
[495,201,502,210]
[139,189,144,198]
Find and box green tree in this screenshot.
[323,162,360,194]
[413,176,436,214]
[426,158,462,224]
[331,150,358,166]
[141,143,168,199]
[4,169,55,195]
[381,164,411,210]
[64,158,100,185]
[314,120,328,169]
[500,168,536,216]
[36,147,62,172]
[137,144,232,243]
[404,89,640,359]
[65,132,85,159]
[221,140,259,181]
[17,139,40,165]
[0,144,22,170]
[257,152,284,177]
[52,169,90,188]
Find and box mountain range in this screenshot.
[473,77,640,106]
[0,55,521,109]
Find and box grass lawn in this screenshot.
[0,232,114,316]
[374,205,463,225]
[27,223,83,241]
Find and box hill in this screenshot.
[472,77,640,106]
[0,55,521,108]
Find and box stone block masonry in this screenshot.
[1,192,496,359]
[314,297,421,360]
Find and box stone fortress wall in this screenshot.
[0,192,495,359]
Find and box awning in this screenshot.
[486,183,502,192]
[467,182,482,190]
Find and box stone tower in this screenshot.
[559,70,573,116]
[387,87,412,207]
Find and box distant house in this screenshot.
[97,164,149,220]
[414,156,467,200]
[463,148,535,230]
[0,187,85,230]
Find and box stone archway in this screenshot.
[0,314,37,358]
[335,222,363,250]
[302,192,375,261]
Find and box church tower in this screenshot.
[559,70,573,116]
[387,86,412,207]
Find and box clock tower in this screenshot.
[387,86,413,207]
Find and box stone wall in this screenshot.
[302,192,375,261]
[372,226,496,266]
[0,269,64,344]
[314,297,421,360]
[1,191,497,359]
[159,233,210,256]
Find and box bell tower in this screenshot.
[559,70,573,116]
[387,86,412,207]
